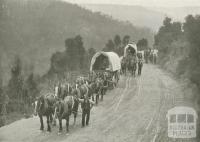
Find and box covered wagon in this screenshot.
[119,56,124,63]
[90,51,121,72]
[122,43,138,76]
[124,43,137,57]
[90,51,121,87]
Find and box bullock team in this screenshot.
[121,51,144,76]
[121,43,144,77]
[33,42,158,135]
[33,71,118,134]
[121,43,158,76]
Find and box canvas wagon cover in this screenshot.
[90,51,121,72]
[119,56,123,62]
[124,43,137,57]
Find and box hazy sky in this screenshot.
[63,0,200,7]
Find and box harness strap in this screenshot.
[68,83,69,93]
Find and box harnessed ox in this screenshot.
[34,94,56,132]
[54,95,74,134]
[54,83,72,100]
[127,56,138,77]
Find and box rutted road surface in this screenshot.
[0,65,195,142]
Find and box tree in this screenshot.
[153,15,200,118]
[163,17,172,28]
[83,48,96,69]
[0,59,4,115]
[0,57,8,126]
[74,35,86,70]
[24,73,39,106]
[49,51,66,74]
[0,57,2,92]
[137,38,148,50]
[65,35,87,70]
[114,35,121,48]
[88,48,96,60]
[184,15,200,61]
[183,15,200,88]
[113,35,122,55]
[65,38,79,70]
[122,35,130,46]
[154,17,182,58]
[7,56,23,112]
[103,39,115,52]
[49,35,88,74]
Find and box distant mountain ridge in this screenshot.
[151,6,200,22]
[82,4,200,31]
[82,4,166,31]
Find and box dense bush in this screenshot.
[3,56,39,115]
[102,34,131,56]
[155,15,200,105]
[48,35,89,76]
[137,38,148,50]
[184,15,200,89]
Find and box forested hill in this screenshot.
[0,0,153,84]
[82,4,165,31]
[82,4,200,32]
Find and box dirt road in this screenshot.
[0,65,197,142]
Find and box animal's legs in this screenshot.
[39,115,44,131]
[59,118,63,132]
[47,116,51,132]
[66,116,69,133]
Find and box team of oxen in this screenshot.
[33,43,158,134]
[33,73,115,134]
[121,43,158,76]
[33,53,120,134]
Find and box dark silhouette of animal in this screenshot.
[34,94,56,132]
[127,56,138,77]
[55,83,72,100]
[138,59,143,75]
[94,78,103,104]
[121,57,127,75]
[54,96,74,134]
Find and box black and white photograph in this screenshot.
[0,0,200,141]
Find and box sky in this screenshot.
[63,0,200,7]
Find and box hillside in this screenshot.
[0,0,153,84]
[82,4,165,31]
[152,6,200,22]
[82,4,200,31]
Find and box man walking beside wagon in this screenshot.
[80,95,95,127]
[137,53,144,76]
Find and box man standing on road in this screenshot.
[80,96,95,127]
[138,54,144,75]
